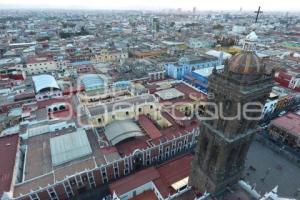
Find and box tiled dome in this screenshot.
[228,52,263,74]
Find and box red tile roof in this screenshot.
[174,83,207,100]
[138,115,161,139]
[154,154,193,198]
[151,115,199,145]
[37,96,72,109]
[109,167,160,196]
[153,83,207,104]
[270,112,300,137]
[153,178,169,197]
[49,108,76,120]
[26,56,53,64]
[115,137,149,157]
[109,153,193,198]
[14,92,35,101]
[157,154,192,186]
[0,134,19,197]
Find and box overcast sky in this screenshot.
[0,0,299,11]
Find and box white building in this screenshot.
[188,38,216,49]
[232,25,247,34]
[32,74,62,101]
[24,57,57,75]
[206,50,232,61]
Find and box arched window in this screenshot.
[200,136,209,159]
[226,148,238,172]
[208,145,219,172]
[225,99,231,110]
[237,144,248,165]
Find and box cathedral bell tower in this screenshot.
[189,32,273,195]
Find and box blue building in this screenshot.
[164,55,219,80]
[113,81,131,89]
[183,65,224,94]
[80,74,106,92]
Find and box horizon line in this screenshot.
[0,5,299,13]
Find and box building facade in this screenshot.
[84,94,160,127]
[32,74,62,101]
[164,55,219,80]
[269,112,300,149]
[187,38,216,49]
[24,57,58,75]
[10,127,200,200]
[91,49,128,63]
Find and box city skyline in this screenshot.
[0,3,300,200]
[0,0,299,11]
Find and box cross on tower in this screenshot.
[254,6,263,23]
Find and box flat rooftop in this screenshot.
[150,82,207,104]
[155,88,184,100]
[269,112,300,137]
[16,128,112,198]
[193,65,224,78]
[50,129,92,166]
[87,94,156,116]
[0,134,19,197]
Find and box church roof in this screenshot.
[228,52,262,74]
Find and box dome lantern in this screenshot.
[242,31,258,52]
[228,32,264,75]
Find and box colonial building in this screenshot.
[91,49,128,63]
[4,118,200,200]
[189,32,273,195]
[269,112,300,149]
[84,94,160,127]
[129,48,165,59]
[164,55,219,80]
[24,57,58,75]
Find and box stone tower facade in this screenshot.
[189,32,273,195]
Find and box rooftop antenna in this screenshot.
[254,6,263,23]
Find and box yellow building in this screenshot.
[91,49,128,63]
[130,49,166,59]
[85,94,160,127]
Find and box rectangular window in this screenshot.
[88,172,96,188]
[30,193,39,200]
[124,169,129,175]
[63,181,74,198]
[70,178,76,186]
[47,188,58,200]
